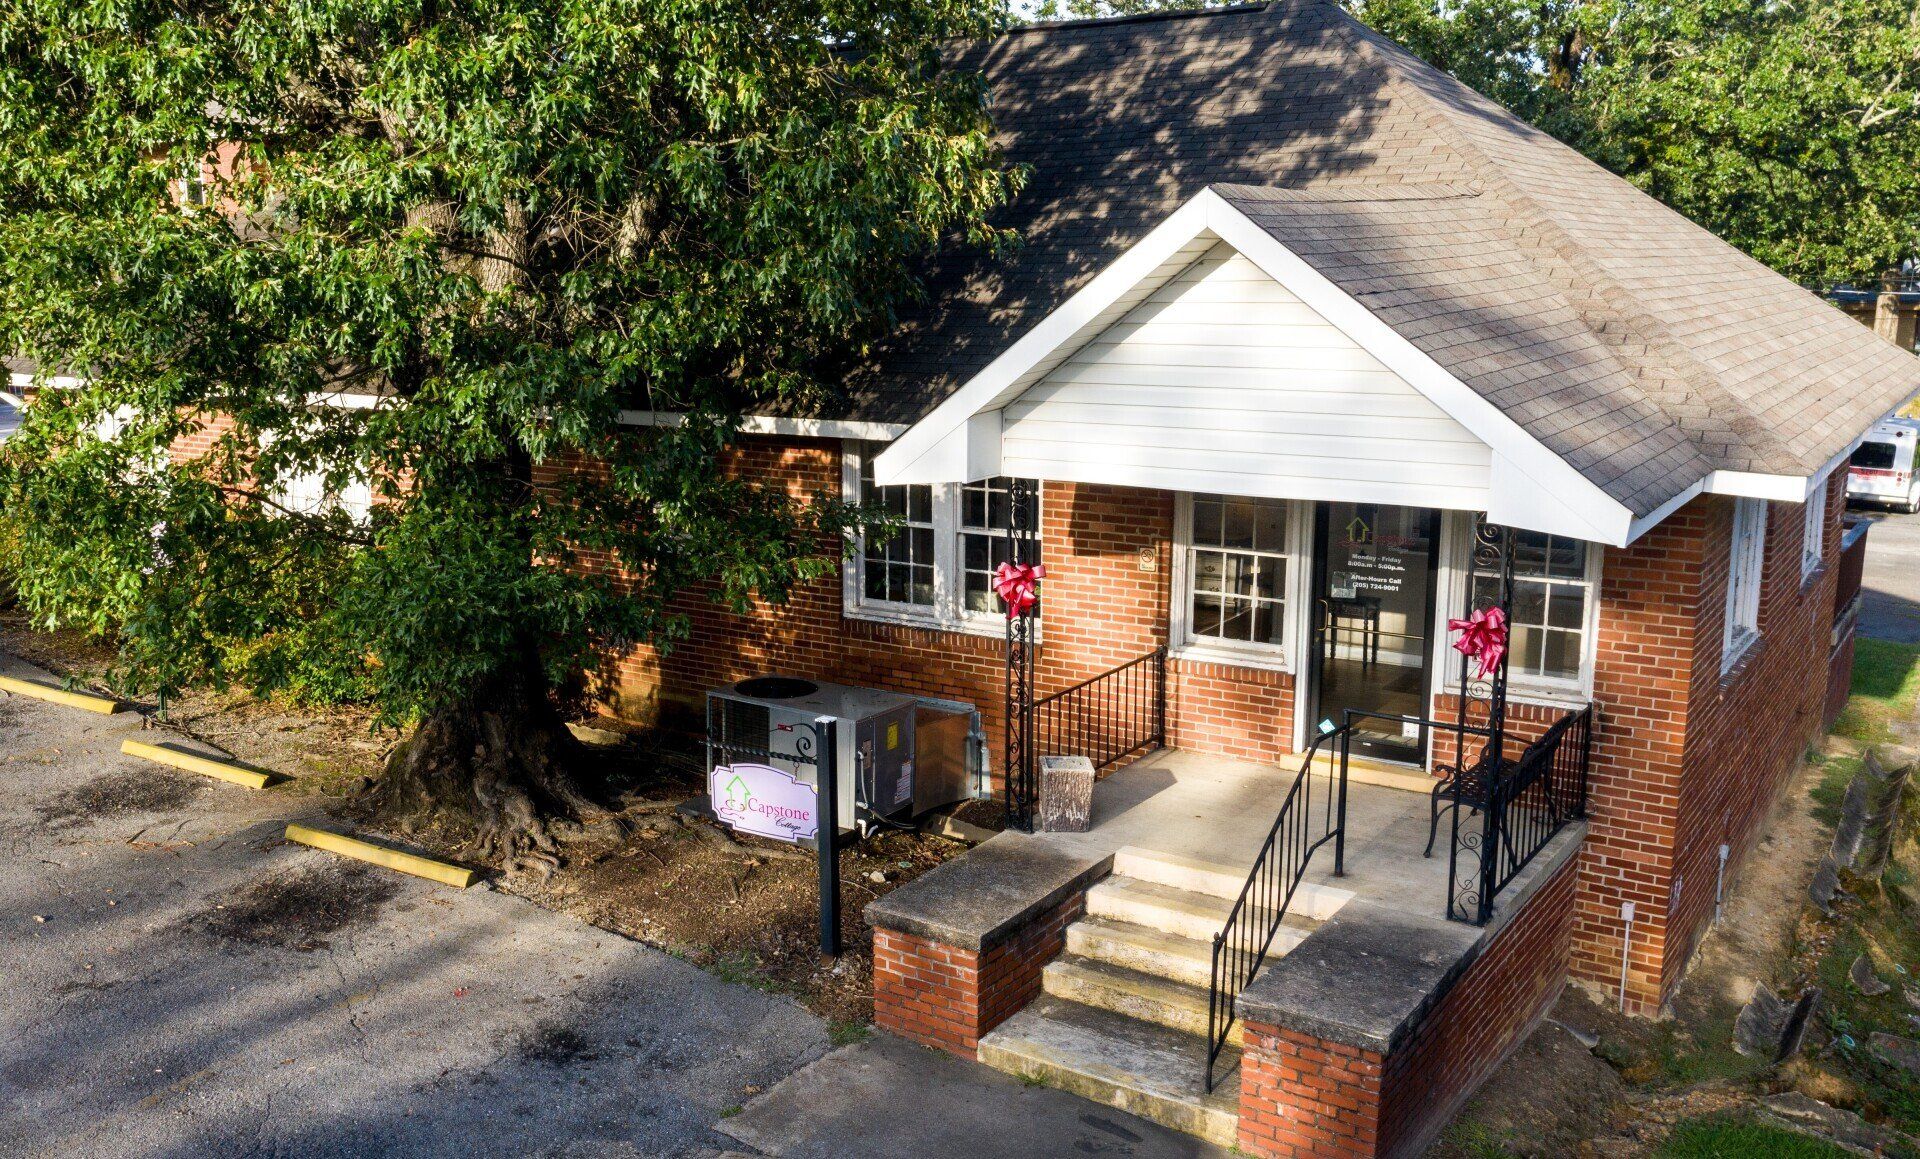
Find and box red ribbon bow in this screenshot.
[1447,605,1509,680]
[991,561,1046,618]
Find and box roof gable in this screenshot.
[845,0,1920,529]
[876,189,1640,544]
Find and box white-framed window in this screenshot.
[270,464,372,525]
[1723,497,1768,672]
[842,441,1040,635]
[1470,530,1601,692]
[1801,478,1828,581]
[1171,493,1306,670]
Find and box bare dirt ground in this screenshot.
[0,610,976,1029]
[1436,714,1920,1155]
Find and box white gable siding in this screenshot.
[998,242,1493,510]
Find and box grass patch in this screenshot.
[1809,752,1865,828]
[1435,1119,1521,1157]
[1833,638,1920,747]
[827,1020,872,1047]
[1657,1114,1848,1157]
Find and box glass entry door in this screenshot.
[1309,503,1441,764]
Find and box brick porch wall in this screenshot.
[871,891,1084,1059]
[1237,848,1579,1158]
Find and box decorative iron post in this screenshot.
[1447,514,1516,923]
[1003,477,1040,832]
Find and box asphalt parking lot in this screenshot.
[0,653,831,1159]
[1854,503,1920,644]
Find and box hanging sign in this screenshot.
[710,762,819,843]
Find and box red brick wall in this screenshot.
[1239,1027,1385,1158]
[597,435,1303,770]
[1663,476,1841,1001]
[1373,849,1578,1156]
[871,891,1083,1059]
[1237,849,1578,1159]
[598,435,1840,1017]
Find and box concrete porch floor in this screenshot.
[1031,747,1457,920]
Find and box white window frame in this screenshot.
[1431,512,1604,703]
[1170,493,1313,673]
[840,441,1039,638]
[1723,497,1768,673]
[1801,477,1828,582]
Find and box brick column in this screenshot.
[865,834,1109,1060]
[873,892,1082,1057]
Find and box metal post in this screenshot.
[1153,645,1167,750]
[1335,714,1351,878]
[815,717,841,958]
[1003,477,1039,832]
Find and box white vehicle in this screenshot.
[1848,418,1920,513]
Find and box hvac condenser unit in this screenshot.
[705,676,981,835]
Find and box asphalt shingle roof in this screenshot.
[840,0,1920,517]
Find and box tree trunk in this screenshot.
[370,650,596,880]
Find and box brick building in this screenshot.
[11,1,1916,1154]
[606,3,1920,1154]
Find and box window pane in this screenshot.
[1222,553,1255,597]
[962,484,987,529]
[1546,537,1586,580]
[1541,629,1580,680]
[1193,550,1226,594]
[1254,603,1282,645]
[1222,500,1256,549]
[1510,580,1546,627]
[1220,598,1255,641]
[1193,594,1223,638]
[1510,625,1544,675]
[1193,496,1223,547]
[907,485,933,523]
[1546,587,1586,630]
[1254,500,1287,552]
[1256,558,1283,599]
[1513,531,1549,574]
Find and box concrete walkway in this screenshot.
[717,1033,1233,1158]
[0,654,830,1158]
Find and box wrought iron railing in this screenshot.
[1205,724,1351,1092]
[1449,705,1592,924]
[1034,647,1167,775]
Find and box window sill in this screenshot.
[1170,641,1293,675]
[844,604,1032,643]
[1721,628,1761,678]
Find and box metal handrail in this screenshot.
[1033,646,1167,775]
[1205,724,1351,1092]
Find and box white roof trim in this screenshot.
[9,371,86,390]
[874,188,1641,545]
[616,410,906,440]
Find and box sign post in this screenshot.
[814,717,841,958]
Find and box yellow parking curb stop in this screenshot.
[120,738,276,789]
[0,674,121,714]
[283,823,477,889]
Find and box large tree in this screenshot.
[1028,0,1920,287]
[0,0,1018,873]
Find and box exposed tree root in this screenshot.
[368,664,600,883]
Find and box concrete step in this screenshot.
[1114,846,1355,919]
[1085,875,1318,949]
[1066,916,1216,989]
[977,994,1241,1148]
[1043,954,1239,1045]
